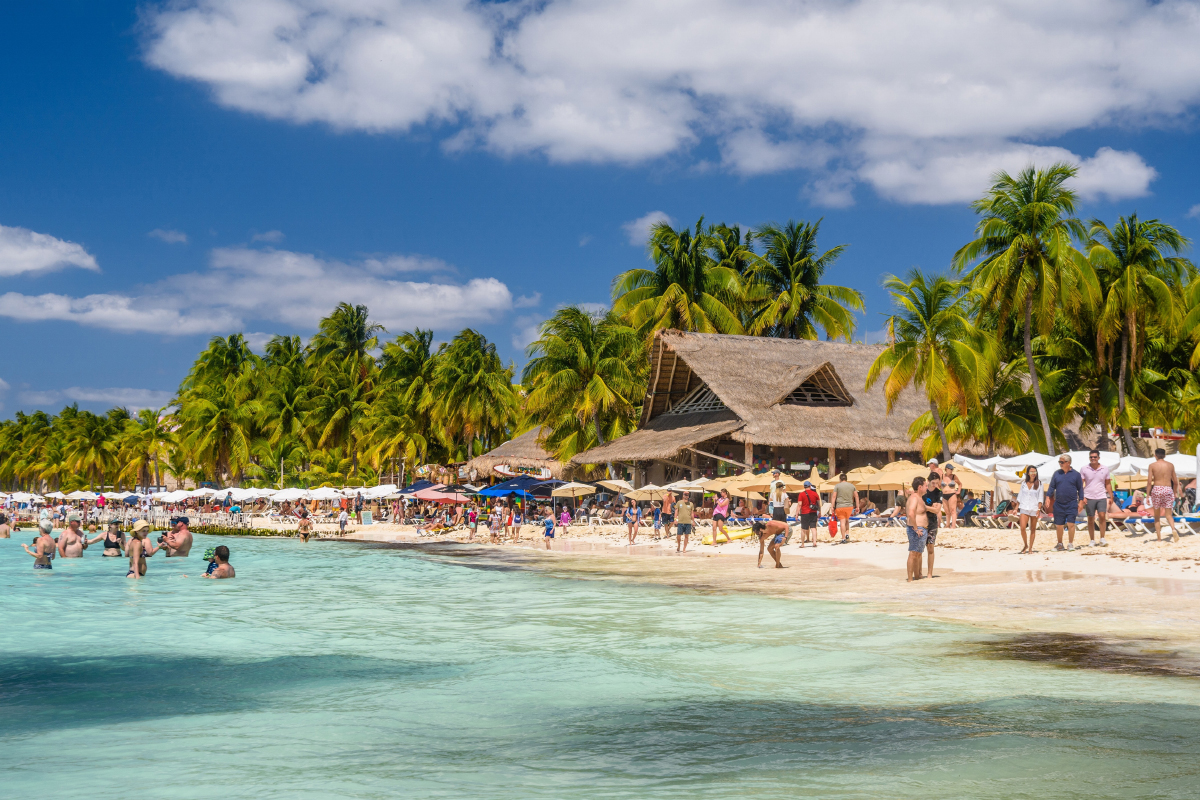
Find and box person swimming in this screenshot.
[22,521,57,569]
[203,545,235,579]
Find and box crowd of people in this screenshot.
[8,514,235,580]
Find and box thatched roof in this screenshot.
[464,426,569,479]
[574,330,931,464]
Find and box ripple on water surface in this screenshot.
[3,536,1200,799]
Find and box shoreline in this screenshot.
[327,521,1200,664]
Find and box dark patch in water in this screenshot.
[976,632,1200,677]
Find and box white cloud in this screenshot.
[860,142,1157,204]
[514,292,541,309]
[16,386,175,412]
[0,246,514,335]
[243,331,274,352]
[511,314,544,351]
[1185,204,1200,219]
[142,0,1200,204]
[622,211,672,246]
[0,224,99,276]
[148,228,189,244]
[251,229,285,243]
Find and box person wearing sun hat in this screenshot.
[767,469,788,523]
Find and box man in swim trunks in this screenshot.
[204,545,235,579]
[752,520,787,568]
[661,491,675,539]
[57,513,86,558]
[159,517,194,557]
[1148,448,1182,542]
[905,477,927,581]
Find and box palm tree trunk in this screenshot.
[1024,295,1055,454]
[1117,328,1137,455]
[930,397,951,463]
[153,454,161,491]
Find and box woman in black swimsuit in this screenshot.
[88,522,125,556]
[126,522,149,579]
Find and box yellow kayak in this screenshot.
[701,527,755,546]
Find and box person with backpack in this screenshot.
[797,480,821,547]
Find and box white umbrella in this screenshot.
[66,490,97,501]
[551,481,597,498]
[625,483,672,501]
[45,491,68,499]
[1165,452,1198,479]
[996,452,1052,470]
[953,455,1004,472]
[309,487,344,501]
[597,479,634,493]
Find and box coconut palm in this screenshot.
[430,329,518,458]
[866,270,985,462]
[953,163,1097,455]
[745,219,863,340]
[522,306,645,459]
[118,407,174,490]
[308,302,384,379]
[1087,214,1194,452]
[612,218,745,335]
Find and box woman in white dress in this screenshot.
[1016,466,1044,553]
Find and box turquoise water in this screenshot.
[3,536,1200,799]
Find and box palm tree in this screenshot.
[953,163,1096,454]
[866,270,985,462]
[522,306,645,459]
[308,302,384,380]
[1088,214,1193,453]
[430,330,518,458]
[64,410,120,491]
[745,219,863,340]
[305,356,373,475]
[118,407,174,490]
[177,381,260,486]
[612,218,745,335]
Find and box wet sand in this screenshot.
[324,520,1200,668]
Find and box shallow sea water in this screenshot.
[3,534,1200,799]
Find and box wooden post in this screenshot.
[828,447,836,477]
[744,441,754,470]
[887,450,896,464]
[690,450,699,480]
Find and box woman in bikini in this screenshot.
[126,521,150,579]
[22,521,57,569]
[87,522,125,556]
[941,465,961,529]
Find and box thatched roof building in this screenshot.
[464,426,568,481]
[572,330,930,482]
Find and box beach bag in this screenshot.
[828,516,837,537]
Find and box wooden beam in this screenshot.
[654,457,694,472]
[686,446,750,470]
[828,447,836,476]
[664,351,679,411]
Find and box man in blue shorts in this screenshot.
[752,519,787,568]
[905,477,928,581]
[1045,454,1085,551]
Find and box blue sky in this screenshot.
[2,0,1200,416]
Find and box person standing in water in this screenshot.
[126,520,150,579]
[57,514,86,558]
[22,521,57,570]
[0,513,10,538]
[89,522,126,556]
[204,545,235,579]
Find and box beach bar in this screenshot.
[464,426,569,483]
[571,330,930,486]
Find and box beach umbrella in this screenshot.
[551,481,597,498]
[597,478,633,493]
[625,484,672,501]
[881,460,923,472]
[944,464,996,492]
[996,452,1052,470]
[45,491,67,499]
[741,473,806,493]
[1165,452,1198,479]
[702,471,758,490]
[66,490,97,501]
[953,455,1004,473]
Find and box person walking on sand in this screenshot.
[941,465,961,529]
[623,501,642,545]
[752,519,787,568]
[1016,466,1044,554]
[710,489,732,545]
[1045,454,1085,551]
[22,521,57,570]
[675,493,695,553]
[510,506,524,543]
[797,481,820,547]
[661,491,676,539]
[922,473,943,578]
[905,477,928,581]
[1148,448,1182,542]
[832,473,857,544]
[1080,449,1113,547]
[338,507,349,536]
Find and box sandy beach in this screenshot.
[326,519,1200,668]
